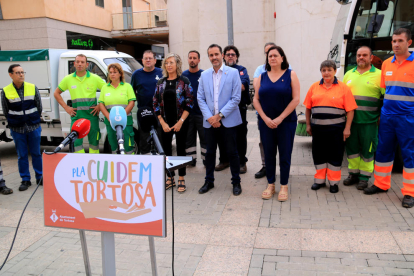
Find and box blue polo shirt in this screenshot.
[130,67,163,108]
[182,69,203,115]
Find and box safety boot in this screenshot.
[343,174,359,186]
[356,180,368,190]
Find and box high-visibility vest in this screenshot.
[3,82,41,128]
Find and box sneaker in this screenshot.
[356,180,368,190]
[402,195,414,208]
[255,166,266,179]
[19,181,31,191]
[364,185,388,195]
[343,174,359,186]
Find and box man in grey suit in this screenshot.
[197,44,242,196]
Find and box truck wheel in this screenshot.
[103,137,112,154]
[393,144,403,173]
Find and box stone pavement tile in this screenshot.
[392,231,414,254]
[163,223,214,245]
[225,195,263,209]
[347,230,401,254]
[195,245,252,275]
[0,228,50,253]
[301,229,350,252]
[208,225,257,247]
[383,267,414,275]
[255,227,301,250]
[194,272,244,276]
[218,207,261,226]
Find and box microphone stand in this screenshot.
[68,140,92,276]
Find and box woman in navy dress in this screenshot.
[253,45,300,201]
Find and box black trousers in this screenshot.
[162,120,189,177]
[219,106,248,165]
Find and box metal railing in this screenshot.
[112,9,167,31]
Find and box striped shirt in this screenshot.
[1,82,42,133]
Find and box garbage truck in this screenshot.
[0,49,143,153]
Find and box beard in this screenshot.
[189,63,197,68]
[357,61,370,69]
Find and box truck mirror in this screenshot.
[367,14,385,34]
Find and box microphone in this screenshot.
[109,106,127,154]
[137,106,164,155]
[54,119,91,153]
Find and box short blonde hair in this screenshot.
[107,63,125,83]
[161,53,183,77]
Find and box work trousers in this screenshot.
[312,124,345,186]
[259,119,296,184]
[106,124,135,154]
[161,120,189,177]
[346,122,378,180]
[205,125,240,184]
[219,106,248,165]
[185,114,206,162]
[71,114,100,154]
[0,156,5,188]
[374,114,414,196]
[10,126,42,182]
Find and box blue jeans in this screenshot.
[204,125,240,185]
[10,127,42,182]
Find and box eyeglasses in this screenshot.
[225,53,236,57]
[143,57,154,61]
[14,72,26,75]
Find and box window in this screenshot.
[95,0,104,8]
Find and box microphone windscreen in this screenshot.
[137,106,158,133]
[109,106,127,131]
[71,118,91,139]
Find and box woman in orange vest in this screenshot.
[304,60,357,193]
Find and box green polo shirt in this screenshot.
[98,82,136,125]
[343,66,385,123]
[58,71,106,114]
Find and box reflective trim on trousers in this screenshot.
[354,95,380,102]
[25,107,38,114]
[349,169,360,173]
[357,106,379,112]
[384,94,414,102]
[311,117,346,125]
[359,170,372,177]
[314,178,326,184]
[315,163,328,170]
[328,163,341,171]
[89,148,99,154]
[186,146,197,153]
[348,153,360,159]
[373,162,393,190]
[311,107,346,115]
[385,81,414,89]
[361,156,374,163]
[314,164,327,183]
[404,167,414,174]
[90,144,99,150]
[328,180,340,186]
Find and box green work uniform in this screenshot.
[98,82,136,154]
[343,66,385,180]
[58,71,106,153]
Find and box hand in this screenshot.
[65,106,77,117]
[90,105,100,116]
[212,121,221,128]
[79,198,152,220]
[272,116,283,128]
[264,117,277,129]
[161,122,171,132]
[306,125,312,136]
[207,114,221,126]
[171,120,183,132]
[241,84,245,91]
[343,128,351,141]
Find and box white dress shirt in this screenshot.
[212,64,224,115]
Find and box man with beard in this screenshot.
[342,46,385,190]
[183,50,205,166]
[214,45,250,174]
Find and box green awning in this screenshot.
[0,49,49,62]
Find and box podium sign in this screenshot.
[43,153,166,237]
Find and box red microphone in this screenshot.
[54,119,91,153]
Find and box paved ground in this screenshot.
[1,108,414,275]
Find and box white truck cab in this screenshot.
[0,49,143,153]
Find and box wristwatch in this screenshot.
[219,112,224,118]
